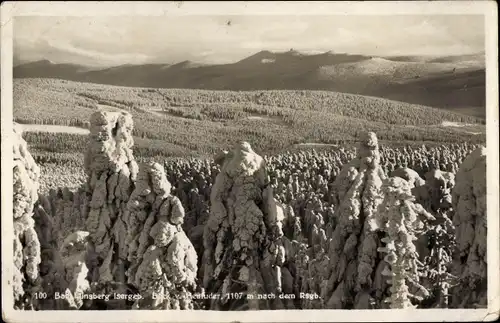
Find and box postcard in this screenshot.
[1,1,498,322]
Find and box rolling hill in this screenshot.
[13,59,97,79]
[13,50,486,118]
[14,78,485,161]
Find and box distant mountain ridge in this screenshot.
[13,50,486,118]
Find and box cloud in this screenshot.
[14,15,485,66]
[46,40,152,65]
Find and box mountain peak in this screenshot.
[257,50,273,55]
[28,59,55,66]
[236,50,275,63]
[173,60,194,67]
[287,49,302,55]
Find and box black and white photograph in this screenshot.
[1,1,498,322]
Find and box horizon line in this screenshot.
[13,49,487,69]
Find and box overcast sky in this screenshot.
[14,15,485,67]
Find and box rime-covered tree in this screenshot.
[450,147,487,308]
[202,142,293,310]
[377,177,435,308]
[323,132,386,309]
[12,124,42,310]
[125,162,198,309]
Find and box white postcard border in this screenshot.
[1,1,498,322]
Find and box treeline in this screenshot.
[22,132,210,160]
[19,117,486,161]
[23,132,88,153]
[32,151,83,168]
[152,88,484,125]
[15,118,89,128]
[14,81,97,127]
[14,78,486,158]
[15,78,485,126]
[24,120,485,170]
